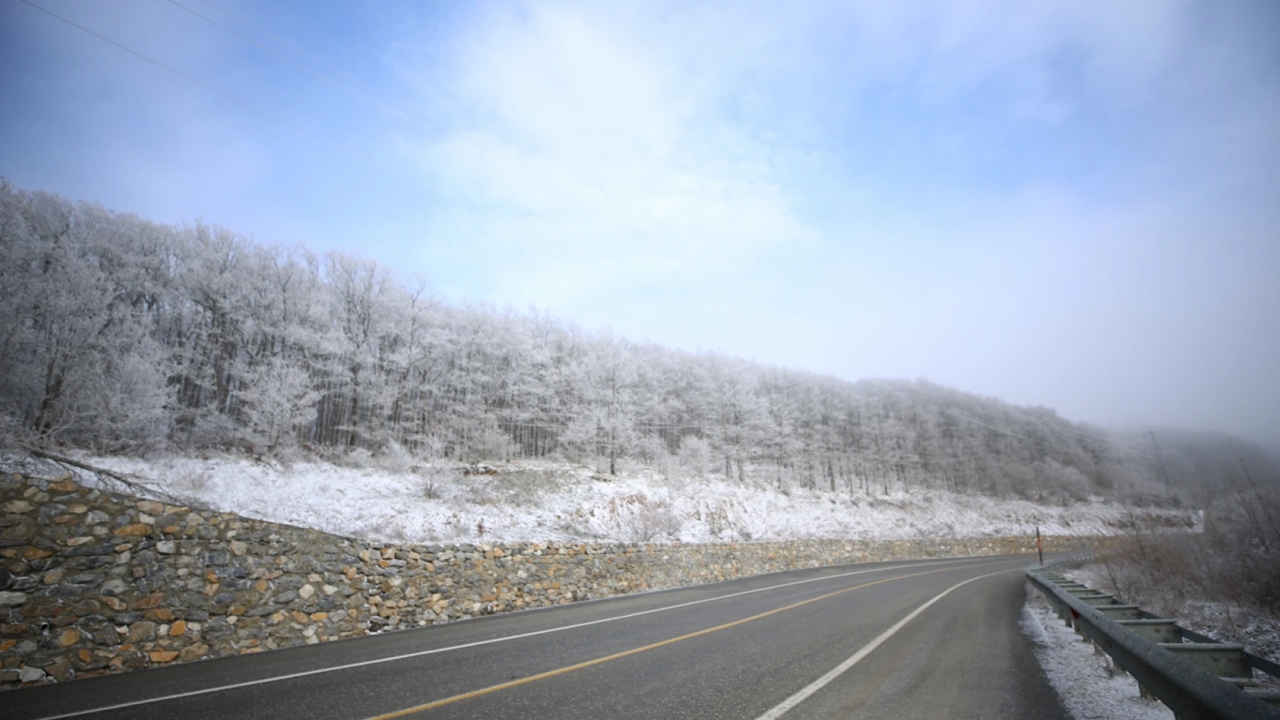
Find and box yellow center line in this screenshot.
[366,558,1011,719]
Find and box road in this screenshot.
[4,554,1071,720]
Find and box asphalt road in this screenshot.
[4,554,1072,720]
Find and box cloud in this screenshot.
[376,0,1280,444]
[392,2,819,313]
[4,0,1276,441]
[390,0,1197,299]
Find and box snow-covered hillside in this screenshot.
[3,452,1196,545]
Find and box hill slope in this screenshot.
[2,182,1274,512]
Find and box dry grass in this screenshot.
[1080,482,1280,663]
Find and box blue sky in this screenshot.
[2,0,1279,444]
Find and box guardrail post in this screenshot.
[1119,620,1183,644]
[1158,644,1252,683]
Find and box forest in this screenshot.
[1,182,1273,506]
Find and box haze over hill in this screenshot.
[2,184,1274,518]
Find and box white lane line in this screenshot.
[32,557,985,719]
[754,568,1015,720]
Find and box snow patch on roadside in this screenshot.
[1021,586,1172,720]
[1,451,1193,546]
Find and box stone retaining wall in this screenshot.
[0,472,1118,689]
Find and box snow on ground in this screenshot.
[2,452,1195,545]
[1021,585,1173,720]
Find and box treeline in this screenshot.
[0,183,1235,502]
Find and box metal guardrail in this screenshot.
[1026,563,1280,720]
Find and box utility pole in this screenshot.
[1144,431,1172,498]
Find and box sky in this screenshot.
[2,0,1279,445]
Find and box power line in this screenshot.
[24,0,647,234]
[19,0,300,131]
[167,0,363,99]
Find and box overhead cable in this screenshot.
[18,0,299,131]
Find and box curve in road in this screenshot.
[5,554,1070,720]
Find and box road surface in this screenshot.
[4,554,1071,720]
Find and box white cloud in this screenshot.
[10,0,1274,440]
[392,1,820,316]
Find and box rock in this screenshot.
[2,500,33,513]
[101,579,129,596]
[134,593,164,609]
[229,540,247,556]
[65,543,114,557]
[199,551,230,567]
[137,501,165,515]
[179,643,208,662]
[127,621,156,643]
[22,546,53,560]
[18,666,45,683]
[148,650,178,663]
[89,625,121,646]
[298,584,315,600]
[216,565,248,580]
[155,541,177,555]
[44,658,73,681]
[113,524,150,537]
[57,628,81,646]
[169,620,187,637]
[109,651,147,671]
[145,607,175,622]
[0,591,28,606]
[42,569,63,585]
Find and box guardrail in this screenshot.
[1025,563,1280,720]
